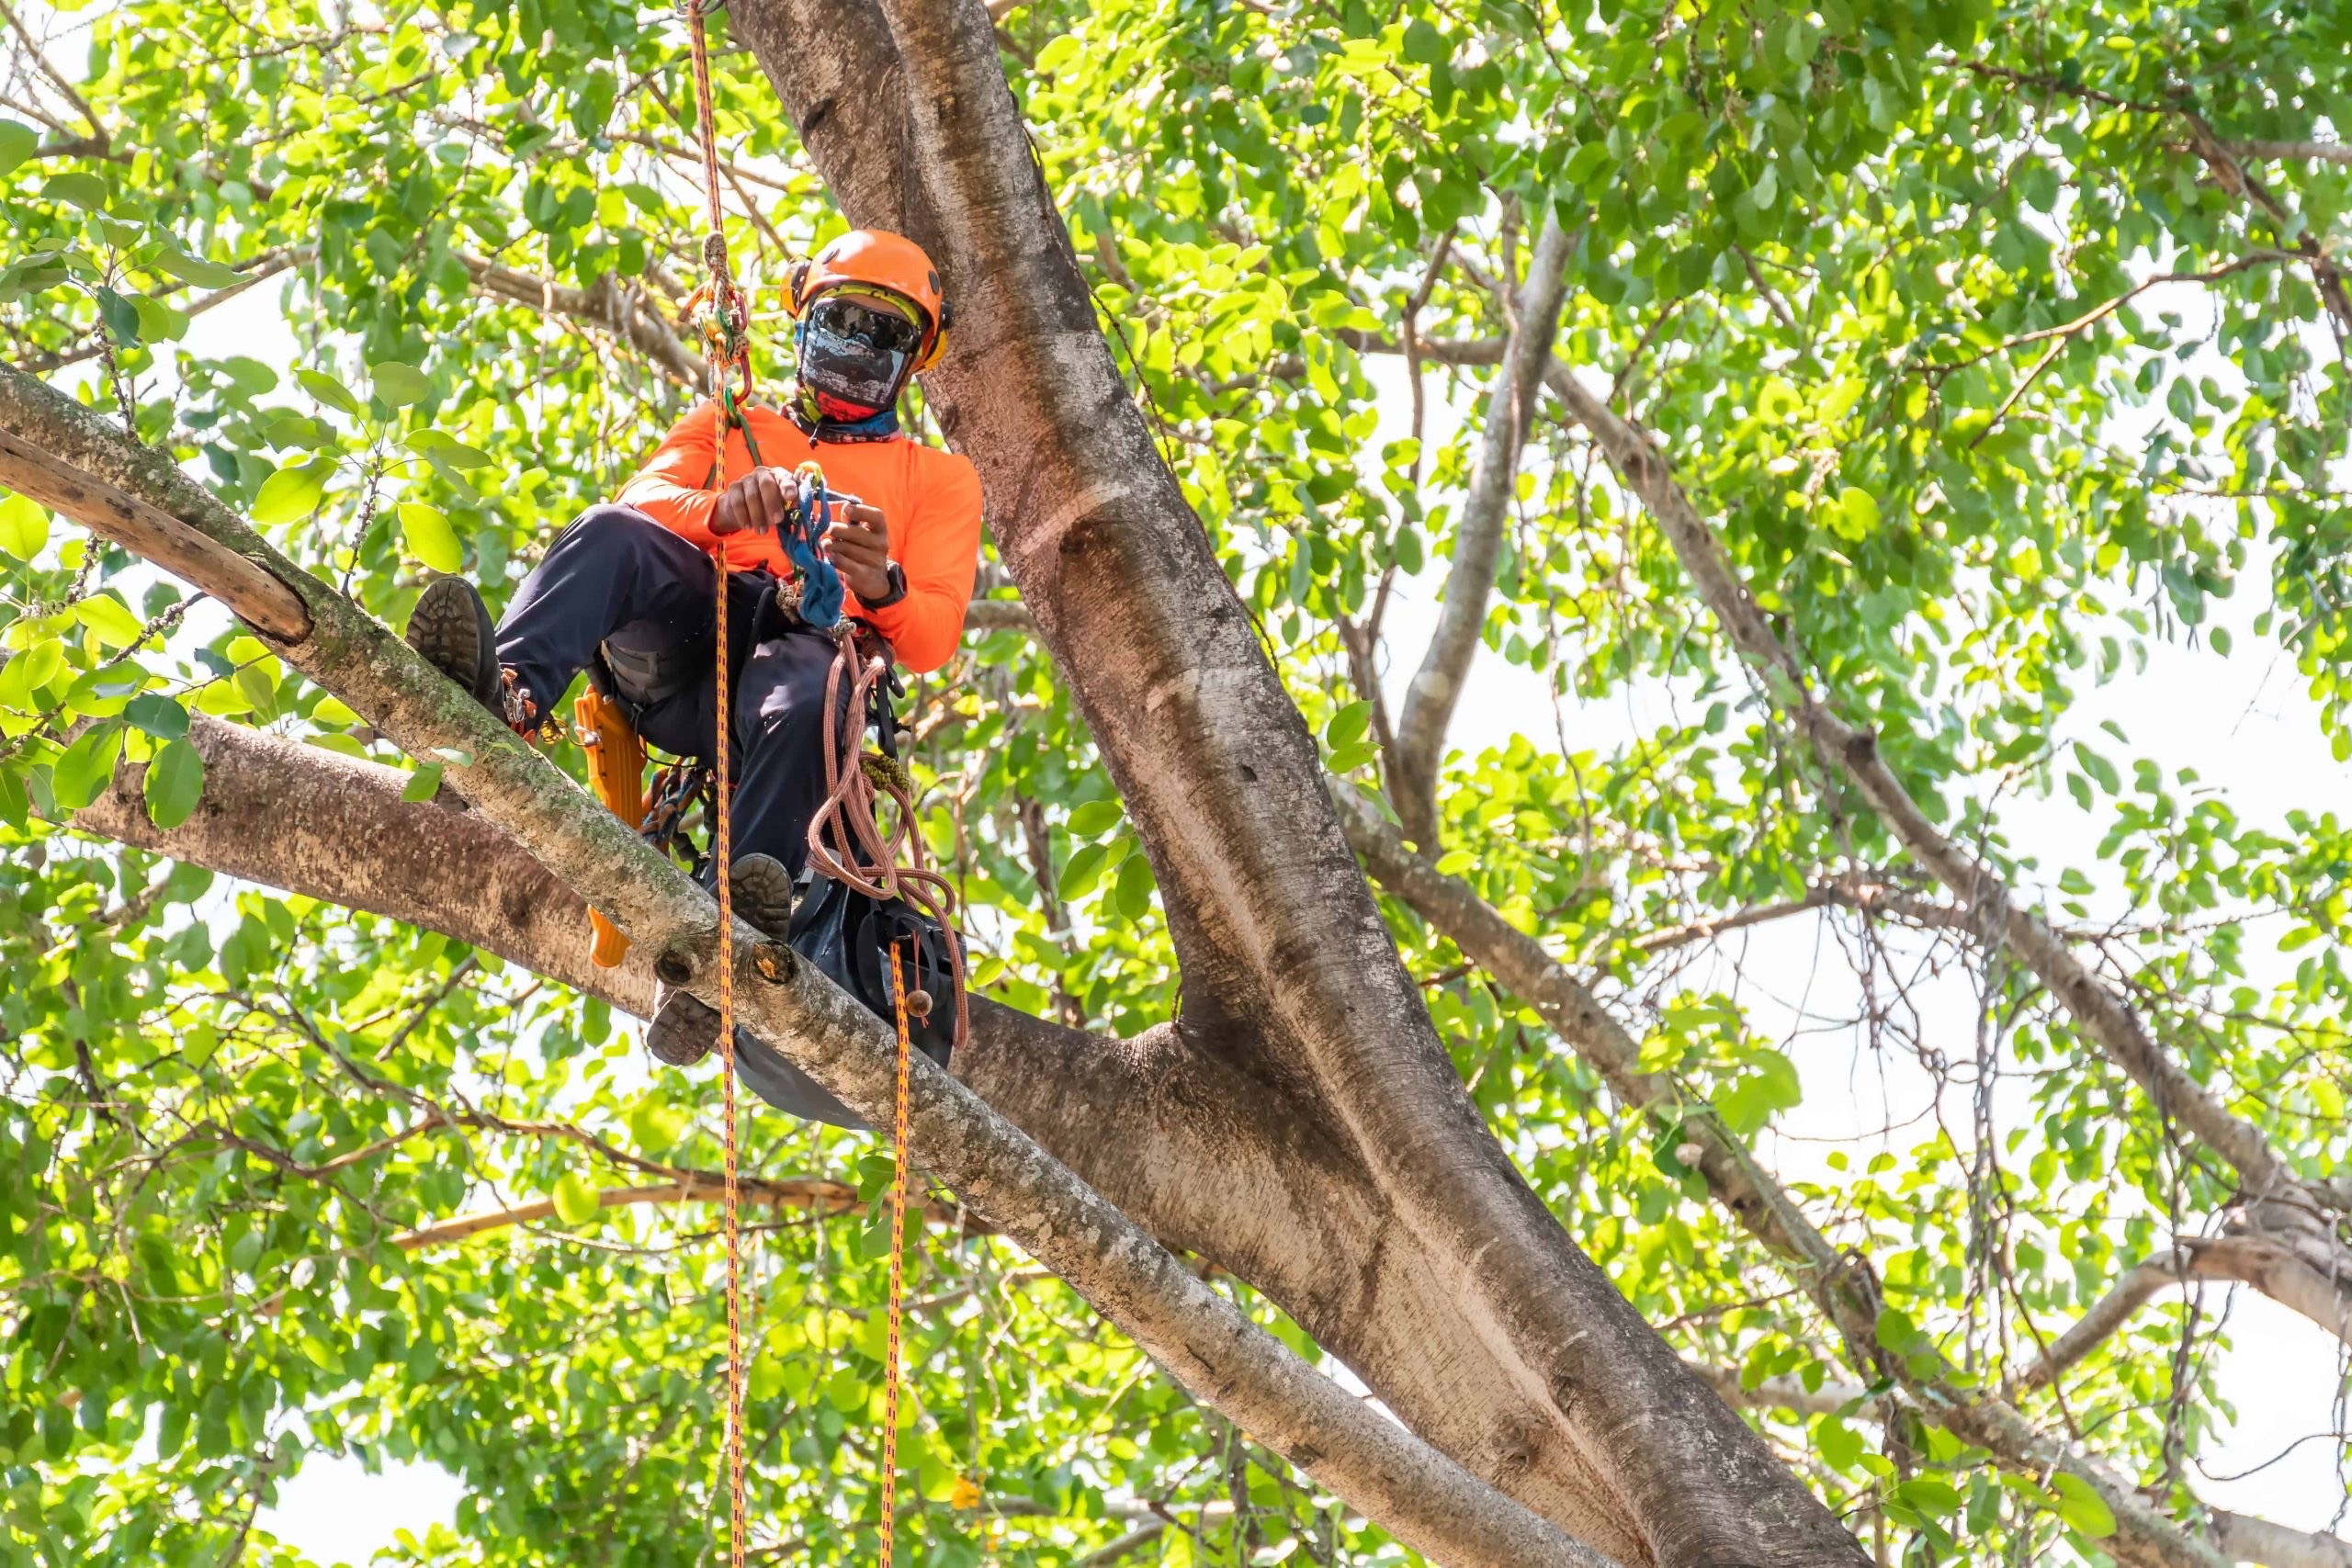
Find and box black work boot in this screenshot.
[404,575,502,712]
[645,854,797,1067]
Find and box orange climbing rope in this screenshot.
[683,7,750,1568]
[676,5,945,1563]
[881,937,915,1567]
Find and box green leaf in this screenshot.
[233,663,278,722]
[2070,741,2120,795]
[1112,851,1156,922]
[403,428,493,469]
[0,765,28,829]
[397,502,462,572]
[252,460,334,525]
[1325,699,1371,751]
[0,637,64,706]
[125,693,189,740]
[2049,1472,2116,1538]
[91,284,141,345]
[131,294,190,344]
[74,592,146,650]
[369,359,431,406]
[628,1096,687,1154]
[1058,841,1112,901]
[152,246,243,288]
[142,738,205,829]
[51,722,125,811]
[1812,1413,1862,1471]
[1828,486,1880,541]
[1892,1477,1961,1517]
[0,491,51,560]
[295,368,363,418]
[1067,799,1125,839]
[401,762,444,803]
[43,171,107,209]
[0,120,35,178]
[551,1172,600,1226]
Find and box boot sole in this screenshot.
[729,853,796,941]
[647,988,719,1066]
[406,576,497,707]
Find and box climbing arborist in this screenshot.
[403,229,981,1103]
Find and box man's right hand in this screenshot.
[711,467,792,537]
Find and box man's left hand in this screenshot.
[827,502,894,604]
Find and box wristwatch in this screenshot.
[865,560,908,609]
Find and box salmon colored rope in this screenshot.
[684,4,748,1565]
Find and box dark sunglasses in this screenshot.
[807,296,923,355]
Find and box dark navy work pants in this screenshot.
[499,503,868,1128]
[497,504,848,879]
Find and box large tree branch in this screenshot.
[1,365,1613,1568]
[459,254,705,389]
[1334,788,2248,1568]
[1388,214,1573,849]
[0,427,311,640]
[2211,1515,2352,1568]
[2024,1232,2352,1387]
[1537,353,2350,1287]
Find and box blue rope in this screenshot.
[784,468,847,629]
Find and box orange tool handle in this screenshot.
[574,687,649,969]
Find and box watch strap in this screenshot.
[865,560,909,609]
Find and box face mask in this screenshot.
[797,295,922,420]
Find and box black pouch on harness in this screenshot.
[729,636,967,1133]
[731,877,961,1132]
[787,873,959,1064]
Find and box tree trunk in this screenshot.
[720,2,1869,1562]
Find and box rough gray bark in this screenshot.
[1391,213,1573,849]
[2212,1514,2352,1568]
[0,364,1611,1568]
[0,426,310,639]
[726,1,1873,1562]
[2023,1233,2352,1386]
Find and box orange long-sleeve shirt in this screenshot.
[616,399,984,674]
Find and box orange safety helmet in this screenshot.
[786,229,953,370]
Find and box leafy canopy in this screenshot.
[2,0,2347,1562]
